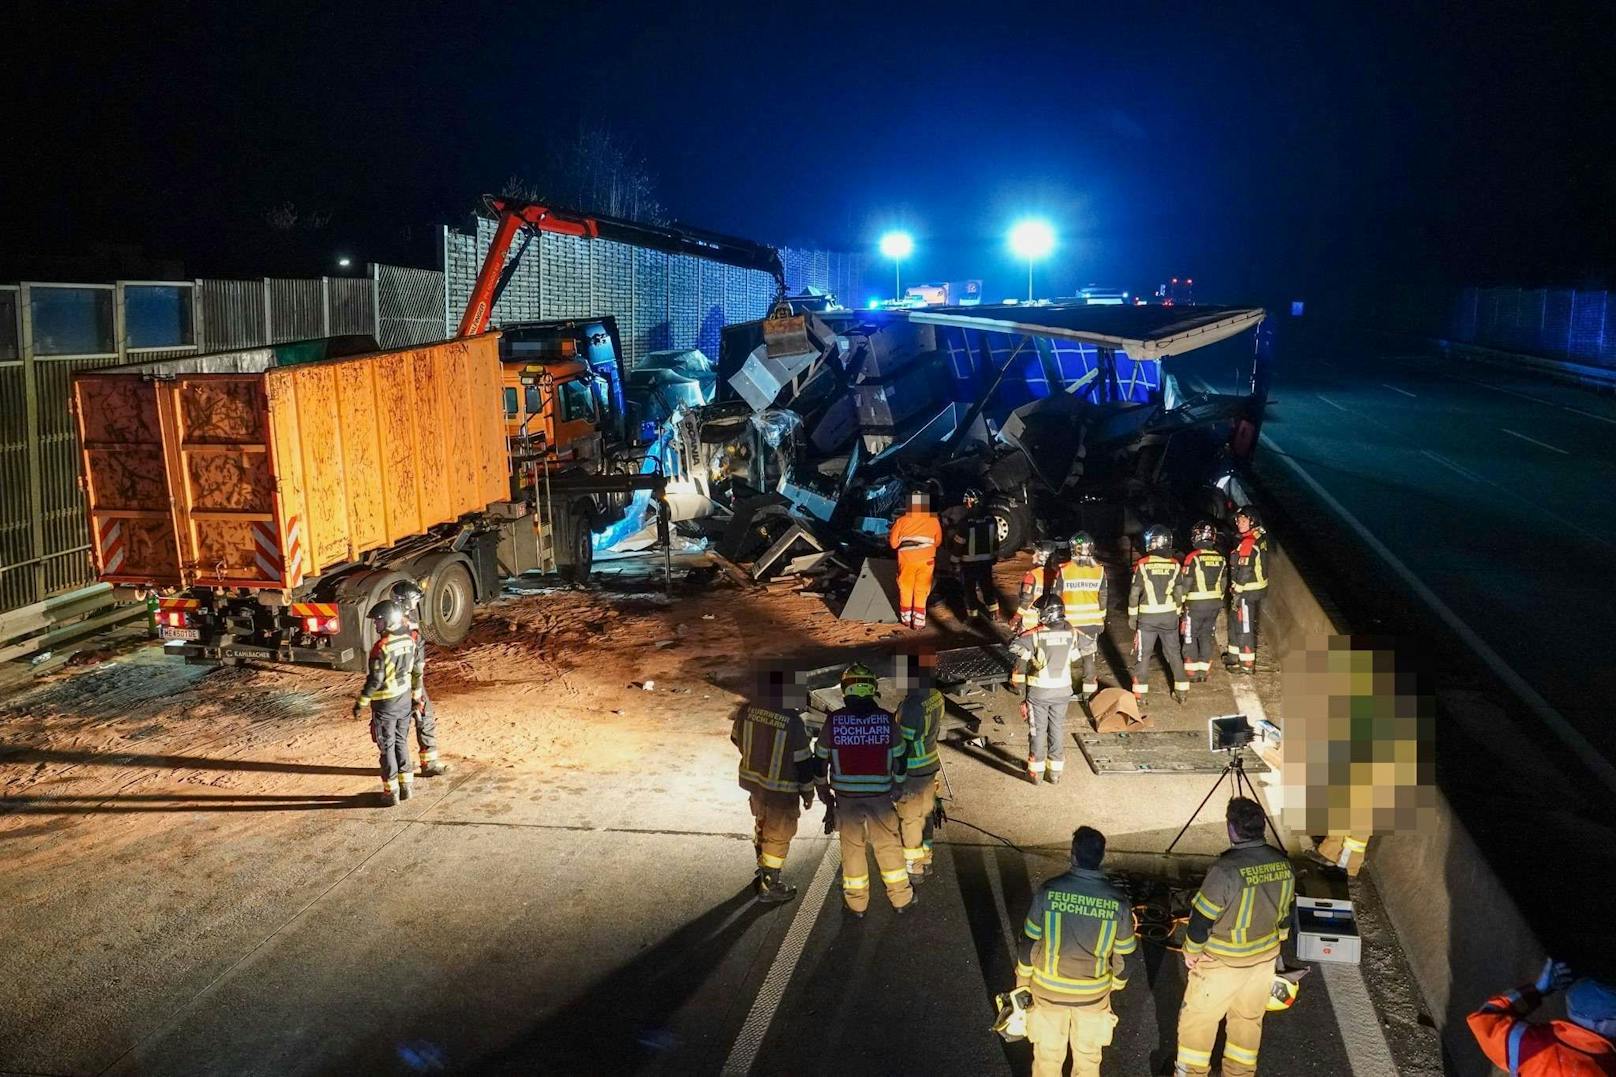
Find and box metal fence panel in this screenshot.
[267,277,325,342]
[328,277,374,336]
[0,362,32,613]
[199,279,267,350]
[375,264,446,348]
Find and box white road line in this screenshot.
[1380,383,1417,398]
[1419,450,1484,483]
[1448,375,1616,425]
[1565,406,1616,427]
[1501,428,1569,455]
[721,837,841,1076]
[1262,431,1616,795]
[1315,393,1350,413]
[981,842,1018,961]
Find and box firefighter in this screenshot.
[815,663,915,917]
[1225,505,1268,675]
[350,600,422,806]
[1013,540,1060,631]
[949,488,1000,620]
[1179,522,1227,683]
[390,579,450,777]
[1010,595,1076,786]
[1468,959,1616,1075]
[1129,526,1190,705]
[731,668,816,903]
[894,652,944,884]
[889,491,943,629]
[1059,531,1108,699]
[1016,826,1137,1077]
[1175,797,1296,1077]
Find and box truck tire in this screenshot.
[989,500,1030,559]
[556,505,596,584]
[422,561,475,646]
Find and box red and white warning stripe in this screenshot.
[284,515,304,587]
[99,518,126,575]
[252,520,283,583]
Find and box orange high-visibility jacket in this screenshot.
[890,511,942,562]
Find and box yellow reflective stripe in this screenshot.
[759,852,785,869]
[1177,1046,1213,1065]
[1015,962,1035,978]
[1234,886,1255,944]
[1204,931,1281,957]
[1045,912,1060,977]
[1093,919,1115,979]
[1023,918,1043,939]
[1183,937,1206,955]
[1344,836,1368,851]
[1191,891,1223,918]
[1224,1042,1259,1065]
[880,867,910,884]
[842,874,869,889]
[1029,968,1112,997]
[1114,933,1138,955]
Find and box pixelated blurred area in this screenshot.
[1280,634,1435,835]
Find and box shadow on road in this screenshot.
[0,792,369,819]
[0,746,374,777]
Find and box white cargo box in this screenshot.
[1295,895,1361,964]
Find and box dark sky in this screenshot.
[4,0,1612,308]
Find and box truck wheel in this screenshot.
[556,507,596,584]
[422,562,475,647]
[989,501,1029,559]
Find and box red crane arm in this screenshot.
[456,197,601,338]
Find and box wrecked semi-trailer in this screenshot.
[706,301,1274,558]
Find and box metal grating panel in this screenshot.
[198,279,267,350]
[0,364,33,612]
[375,264,445,347]
[266,278,325,342]
[328,277,375,336]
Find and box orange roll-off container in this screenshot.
[72,333,508,593]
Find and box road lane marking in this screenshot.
[1501,428,1569,455]
[1381,383,1417,398]
[1315,393,1350,413]
[1261,431,1616,796]
[1565,406,1616,427]
[721,836,841,1076]
[1419,450,1484,483]
[1447,374,1616,426]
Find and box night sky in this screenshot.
[5,0,1612,310]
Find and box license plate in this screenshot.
[159,627,201,641]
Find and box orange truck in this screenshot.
[73,334,521,670]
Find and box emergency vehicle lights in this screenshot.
[301,615,341,635]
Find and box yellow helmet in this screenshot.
[840,662,878,699]
[1267,967,1306,1012]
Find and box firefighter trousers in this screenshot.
[1134,617,1189,694]
[1026,690,1070,775]
[1075,626,1101,693]
[897,551,935,628]
[835,793,914,913]
[1229,595,1263,667]
[960,560,997,618]
[1029,994,1118,1077]
[893,770,939,873]
[748,788,802,871]
[414,689,440,762]
[1182,603,1221,673]
[1175,950,1276,1076]
[369,694,414,792]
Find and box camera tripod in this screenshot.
[1164,750,1283,854]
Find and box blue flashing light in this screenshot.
[868,298,882,309]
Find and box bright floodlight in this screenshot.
[337,256,353,268]
[879,231,914,260]
[1008,220,1055,261]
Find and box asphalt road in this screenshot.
[1177,339,1616,768]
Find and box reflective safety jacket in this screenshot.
[1057,560,1108,628]
[1468,985,1616,1076]
[1128,553,1186,621]
[1010,622,1076,697]
[1017,866,1137,1003]
[1017,563,1059,625]
[890,510,943,563]
[358,630,422,704]
[1179,547,1227,608]
[815,699,908,796]
[898,687,944,776]
[951,512,997,564]
[732,705,814,795]
[1185,839,1295,963]
[1230,529,1269,594]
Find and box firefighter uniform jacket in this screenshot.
[1010,622,1076,698]
[1179,547,1228,609]
[1185,839,1296,962]
[1230,529,1269,595]
[1128,553,1186,623]
[950,512,998,564]
[1057,560,1108,628]
[1017,563,1058,624]
[358,631,422,705]
[1468,985,1616,1076]
[1016,866,1138,1003]
[732,705,815,795]
[815,700,908,796]
[898,687,944,777]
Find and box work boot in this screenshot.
[1173,690,1188,705]
[398,781,413,802]
[908,870,926,888]
[1222,654,1241,670]
[419,758,451,777]
[757,869,797,904]
[1024,769,1041,786]
[843,905,865,920]
[895,893,919,915]
[378,787,399,807]
[1045,769,1062,785]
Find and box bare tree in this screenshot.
[501,124,669,225]
[262,201,332,232]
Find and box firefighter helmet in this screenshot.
[991,988,1034,1042]
[1235,504,1261,529]
[368,599,406,636]
[1070,531,1095,559]
[1032,539,1057,567]
[840,662,878,699]
[1038,594,1067,626]
[1190,520,1217,548]
[1267,966,1308,1012]
[390,578,425,614]
[961,487,983,509]
[1142,526,1173,554]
